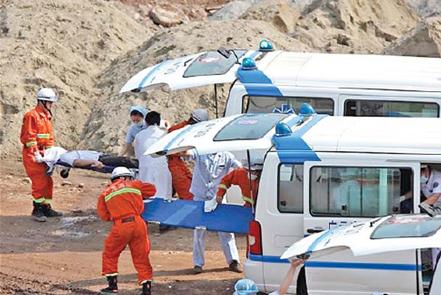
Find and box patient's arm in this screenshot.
[72,159,104,169]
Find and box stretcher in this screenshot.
[55,160,116,173]
[142,198,254,234]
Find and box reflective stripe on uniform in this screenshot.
[218,184,228,190]
[37,133,50,139]
[25,141,37,147]
[42,199,51,204]
[33,197,45,203]
[242,195,254,205]
[104,187,141,202]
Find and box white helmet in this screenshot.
[37,88,58,102]
[111,167,134,181]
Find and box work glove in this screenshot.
[204,197,218,213]
[34,150,44,163]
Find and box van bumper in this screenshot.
[244,258,264,289]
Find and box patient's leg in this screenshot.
[98,155,139,168]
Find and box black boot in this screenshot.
[101,275,118,294]
[32,202,47,222]
[42,204,63,217]
[141,280,151,295]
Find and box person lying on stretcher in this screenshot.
[34,147,138,176]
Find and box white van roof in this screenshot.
[257,51,441,92]
[300,116,441,154]
[145,113,441,157]
[121,50,441,94]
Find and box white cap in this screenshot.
[421,164,429,169]
[234,278,258,294]
[111,167,134,180]
[130,105,148,118]
[191,109,208,122]
[37,88,58,102]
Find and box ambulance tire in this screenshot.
[296,265,308,295]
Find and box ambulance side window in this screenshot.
[243,96,334,115]
[344,99,439,118]
[309,166,413,217]
[278,164,303,213]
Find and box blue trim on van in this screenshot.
[236,67,284,97]
[163,124,195,152]
[138,61,165,90]
[272,115,326,163]
[248,254,421,271]
[306,229,335,253]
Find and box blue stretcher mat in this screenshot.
[141,198,254,234]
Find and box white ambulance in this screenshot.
[145,110,441,294]
[121,44,441,118]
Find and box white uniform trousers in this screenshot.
[192,228,240,267]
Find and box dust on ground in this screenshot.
[0,160,247,294]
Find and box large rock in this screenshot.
[405,0,441,17]
[0,0,154,157]
[80,20,310,153]
[291,0,420,54]
[149,6,184,27]
[385,16,441,57]
[241,0,300,33]
[209,0,262,21]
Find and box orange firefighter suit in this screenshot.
[97,179,156,283]
[20,104,55,204]
[167,120,193,200]
[216,167,259,207]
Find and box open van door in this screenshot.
[120,50,255,93]
[301,160,422,294]
[145,113,292,157]
[282,214,441,295]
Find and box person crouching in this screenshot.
[97,167,156,295]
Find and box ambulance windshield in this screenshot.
[183,50,246,77]
[371,215,441,239]
[214,113,287,141]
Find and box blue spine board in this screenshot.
[141,198,254,234]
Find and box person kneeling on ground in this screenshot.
[233,258,306,295]
[97,167,156,295]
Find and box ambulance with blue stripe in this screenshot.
[121,41,441,119]
[144,109,441,295]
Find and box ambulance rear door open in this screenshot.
[302,160,423,294]
[120,50,261,94]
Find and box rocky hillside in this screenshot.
[80,20,310,151]
[0,0,440,157]
[0,0,157,156]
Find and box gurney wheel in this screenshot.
[60,169,70,179]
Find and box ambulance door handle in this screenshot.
[306,227,324,234]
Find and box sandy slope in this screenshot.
[0,160,247,294]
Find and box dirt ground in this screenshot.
[0,160,247,294]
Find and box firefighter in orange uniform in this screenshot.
[20,88,61,222]
[215,162,263,207]
[97,167,156,295]
[167,109,209,200]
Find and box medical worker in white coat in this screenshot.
[189,150,242,274]
[134,111,172,199]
